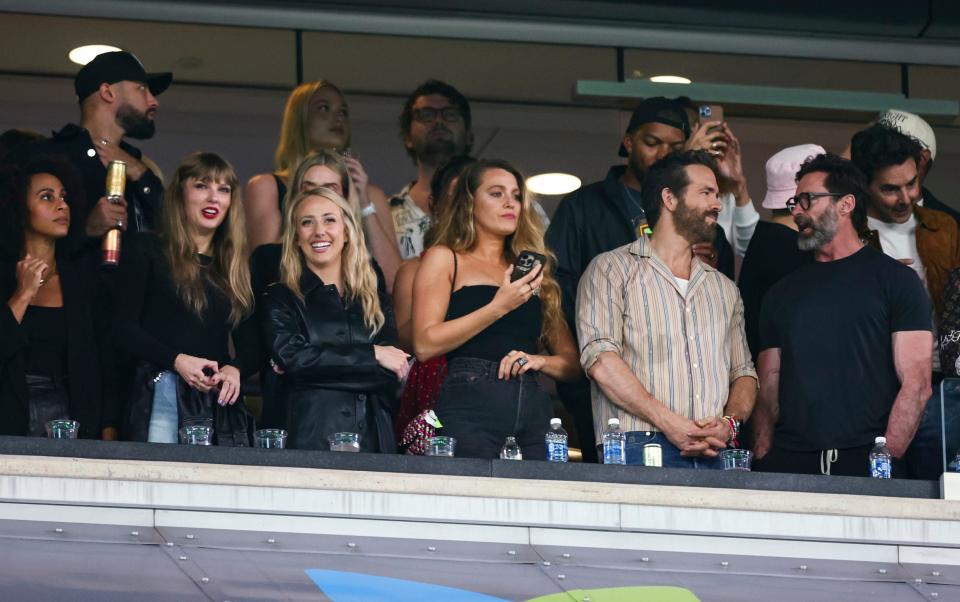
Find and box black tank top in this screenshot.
[274,174,288,213]
[22,305,68,379]
[444,253,542,363]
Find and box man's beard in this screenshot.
[673,196,718,244]
[414,127,464,166]
[117,103,155,140]
[796,204,839,251]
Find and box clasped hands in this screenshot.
[663,414,732,458]
[173,353,241,405]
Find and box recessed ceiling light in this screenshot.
[68,44,122,66]
[527,173,582,196]
[649,75,693,84]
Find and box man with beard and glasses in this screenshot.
[752,153,932,477]
[24,51,170,245]
[577,151,757,468]
[390,80,474,260]
[852,124,960,479]
[546,97,740,462]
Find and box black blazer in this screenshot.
[263,264,399,452]
[0,254,118,438]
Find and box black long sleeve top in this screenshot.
[112,233,258,375]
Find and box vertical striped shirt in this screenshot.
[576,237,756,440]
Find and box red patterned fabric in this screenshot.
[394,356,448,443]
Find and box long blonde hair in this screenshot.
[274,81,349,180]
[430,159,564,347]
[279,187,384,335]
[160,152,253,326]
[282,149,356,216]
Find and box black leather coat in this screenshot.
[263,267,399,452]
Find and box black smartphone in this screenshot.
[511,250,546,282]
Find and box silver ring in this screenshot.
[711,142,718,150]
[116,219,124,229]
[517,357,528,367]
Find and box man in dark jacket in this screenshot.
[545,97,736,462]
[24,51,171,247]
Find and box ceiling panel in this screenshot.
[203,0,933,39]
[623,49,902,95]
[302,32,616,103]
[0,13,296,87]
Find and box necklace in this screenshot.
[621,184,652,237]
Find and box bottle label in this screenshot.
[603,441,624,465]
[546,441,568,462]
[870,457,892,479]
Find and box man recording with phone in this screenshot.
[680,99,759,257]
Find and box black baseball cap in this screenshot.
[74,51,173,102]
[618,97,691,157]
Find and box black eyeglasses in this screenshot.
[412,107,462,123]
[785,192,846,212]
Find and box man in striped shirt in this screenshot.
[577,151,757,468]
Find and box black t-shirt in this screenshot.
[758,246,932,451]
[738,221,814,360]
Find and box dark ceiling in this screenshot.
[212,0,956,40]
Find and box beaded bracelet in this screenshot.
[722,414,741,448]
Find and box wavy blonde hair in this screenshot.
[160,152,253,326]
[429,159,563,347]
[274,81,349,180]
[279,187,384,335]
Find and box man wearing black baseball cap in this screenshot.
[24,50,172,245]
[544,96,736,462]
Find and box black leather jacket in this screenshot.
[263,266,399,452]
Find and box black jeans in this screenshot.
[433,357,554,460]
[754,444,906,478]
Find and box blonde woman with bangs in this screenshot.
[263,187,408,452]
[413,159,581,459]
[115,152,257,443]
[244,81,400,286]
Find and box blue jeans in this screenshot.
[147,371,178,444]
[624,431,723,469]
[906,374,960,478]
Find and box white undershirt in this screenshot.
[673,276,689,298]
[867,215,926,283]
[867,214,940,372]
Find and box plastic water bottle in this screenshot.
[868,436,892,479]
[500,436,523,460]
[545,418,568,462]
[602,418,626,465]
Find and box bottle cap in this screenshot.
[608,418,620,426]
[875,436,886,445]
[550,418,561,426]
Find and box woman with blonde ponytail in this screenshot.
[114,152,257,443]
[263,187,408,452]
